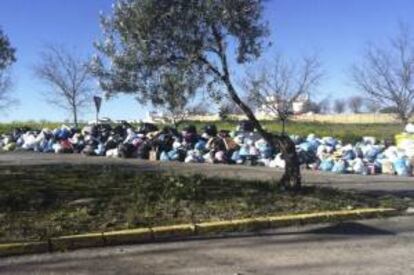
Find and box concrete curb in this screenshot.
[0,208,398,257]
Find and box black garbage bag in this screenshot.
[183,125,197,134]
[82,144,96,156]
[137,141,151,159]
[204,124,217,137]
[213,137,227,152]
[118,143,137,159]
[238,120,254,132]
[105,138,119,150]
[111,125,126,139]
[154,134,175,153]
[138,123,158,134]
[12,127,30,142]
[82,138,98,156]
[218,130,230,138]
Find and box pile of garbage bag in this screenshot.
[1,121,413,177]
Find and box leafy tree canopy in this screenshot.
[92,0,268,104]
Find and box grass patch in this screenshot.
[179,120,403,144]
[0,164,407,243]
[0,121,63,134]
[0,120,404,144]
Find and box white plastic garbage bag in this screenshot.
[362,136,376,145]
[269,153,286,169]
[351,158,365,174]
[405,123,414,134]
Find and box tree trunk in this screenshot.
[223,78,301,190]
[73,105,78,128]
[207,25,301,190]
[399,113,409,126]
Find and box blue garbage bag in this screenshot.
[320,159,334,172]
[299,142,312,152]
[298,150,316,165]
[36,139,48,152]
[239,145,250,156]
[354,147,364,159]
[323,137,338,147]
[160,151,170,162]
[342,150,356,161]
[231,150,243,163]
[332,160,347,174]
[56,128,71,140]
[300,140,319,153]
[167,149,180,161]
[94,143,105,156]
[44,140,55,153]
[365,147,380,163]
[195,140,206,151]
[259,144,273,159]
[393,158,411,176]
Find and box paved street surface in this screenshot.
[1,215,414,275]
[0,152,413,195]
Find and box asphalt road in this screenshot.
[0,152,413,195]
[1,215,414,275]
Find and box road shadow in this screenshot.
[0,220,398,272]
[303,222,395,235]
[360,189,414,199]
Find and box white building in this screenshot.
[256,94,310,117]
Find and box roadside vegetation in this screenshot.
[181,120,402,144]
[0,164,408,243]
[0,120,403,145]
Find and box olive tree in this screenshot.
[146,69,202,127]
[0,28,16,109]
[92,0,302,190]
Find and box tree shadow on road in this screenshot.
[303,222,395,236]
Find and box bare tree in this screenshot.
[352,24,414,123]
[302,101,321,113]
[317,98,331,114]
[348,96,364,113]
[333,99,346,114]
[33,45,93,127]
[0,28,16,109]
[365,99,382,113]
[187,102,211,116]
[245,54,323,133]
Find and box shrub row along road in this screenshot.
[0,152,413,195]
[1,215,414,275]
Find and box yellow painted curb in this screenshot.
[267,208,397,227]
[196,217,269,235]
[103,228,152,246]
[50,232,104,252]
[0,242,49,257]
[0,208,398,257]
[151,224,195,240]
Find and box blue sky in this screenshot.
[0,0,414,122]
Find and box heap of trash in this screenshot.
[1,121,414,177]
